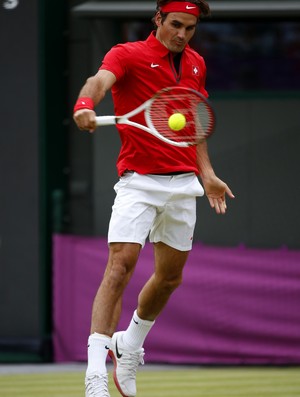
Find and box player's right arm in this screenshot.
[73,69,117,133]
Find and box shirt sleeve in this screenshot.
[99,44,127,81]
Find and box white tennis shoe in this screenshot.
[109,331,145,397]
[85,373,110,397]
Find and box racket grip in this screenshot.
[95,116,116,126]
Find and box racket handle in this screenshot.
[95,116,116,126]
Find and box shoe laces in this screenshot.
[120,349,145,379]
[85,373,110,397]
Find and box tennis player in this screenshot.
[73,1,234,396]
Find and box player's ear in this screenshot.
[155,11,162,27]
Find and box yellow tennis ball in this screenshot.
[168,113,186,131]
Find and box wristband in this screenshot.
[73,97,94,113]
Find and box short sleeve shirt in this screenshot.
[99,31,208,176]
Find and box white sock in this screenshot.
[86,333,111,376]
[121,310,155,351]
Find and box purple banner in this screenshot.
[53,235,300,364]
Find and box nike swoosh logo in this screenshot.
[105,345,110,350]
[151,63,160,68]
[133,318,139,324]
[186,5,196,9]
[115,338,123,359]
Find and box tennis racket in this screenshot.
[95,86,215,147]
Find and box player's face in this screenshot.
[155,12,197,53]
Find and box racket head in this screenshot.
[145,86,215,146]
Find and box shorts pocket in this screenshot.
[113,172,135,192]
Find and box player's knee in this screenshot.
[159,274,183,294]
[113,261,132,285]
[105,255,137,290]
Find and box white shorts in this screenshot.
[108,172,204,251]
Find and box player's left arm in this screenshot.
[196,141,235,214]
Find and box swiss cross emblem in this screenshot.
[192,66,199,75]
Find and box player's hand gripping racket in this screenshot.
[95,86,215,147]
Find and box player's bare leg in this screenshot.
[85,243,141,397]
[137,242,189,320]
[91,242,141,335]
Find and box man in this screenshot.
[73,1,234,396]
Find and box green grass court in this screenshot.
[1,366,300,397]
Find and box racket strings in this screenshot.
[149,90,213,144]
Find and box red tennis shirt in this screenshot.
[99,31,208,176]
